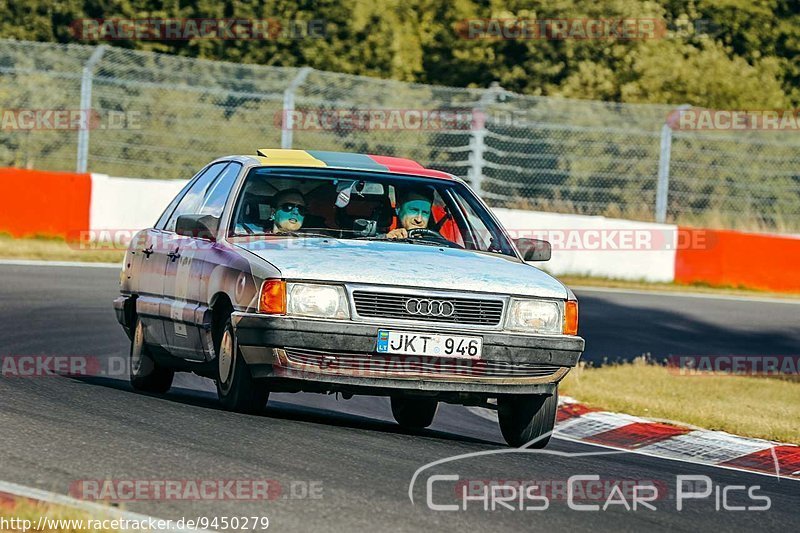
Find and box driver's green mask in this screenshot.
[397,199,432,229]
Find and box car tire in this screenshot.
[130,318,174,393]
[497,389,558,448]
[390,397,438,429]
[216,317,269,413]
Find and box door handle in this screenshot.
[141,245,154,258]
[167,248,181,262]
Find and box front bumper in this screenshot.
[232,313,584,394]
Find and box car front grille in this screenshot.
[283,348,561,379]
[352,290,504,326]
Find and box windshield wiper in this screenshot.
[279,231,333,239]
[231,231,332,239]
[372,236,457,248]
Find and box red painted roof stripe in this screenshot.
[368,155,424,169]
[368,154,457,180]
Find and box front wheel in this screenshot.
[497,390,558,447]
[216,317,269,413]
[390,397,438,429]
[130,318,174,393]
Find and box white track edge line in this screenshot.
[0,480,215,532]
[571,285,800,304]
[0,259,121,269]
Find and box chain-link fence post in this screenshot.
[468,126,486,195]
[468,82,504,197]
[76,45,107,173]
[656,104,690,223]
[280,67,313,149]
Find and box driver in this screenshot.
[386,186,435,239]
[271,189,307,234]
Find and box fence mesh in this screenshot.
[1,39,798,232]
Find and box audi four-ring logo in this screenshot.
[404,298,456,317]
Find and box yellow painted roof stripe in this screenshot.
[255,149,327,167]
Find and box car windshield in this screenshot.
[229,167,517,258]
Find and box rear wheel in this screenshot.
[390,397,438,429]
[216,317,269,413]
[497,389,558,448]
[130,318,174,393]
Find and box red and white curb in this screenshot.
[469,396,800,480]
[0,480,214,532]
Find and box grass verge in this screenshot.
[0,234,124,264]
[560,357,800,444]
[0,495,119,532]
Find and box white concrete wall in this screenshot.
[87,174,677,281]
[492,208,677,282]
[89,174,187,231]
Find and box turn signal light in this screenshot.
[563,300,579,335]
[258,279,286,314]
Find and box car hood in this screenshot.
[235,238,568,299]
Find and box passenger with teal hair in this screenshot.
[271,189,307,233]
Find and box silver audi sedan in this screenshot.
[114,149,584,447]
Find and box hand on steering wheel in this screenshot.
[407,228,447,241]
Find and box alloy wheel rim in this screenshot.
[131,321,144,375]
[219,329,234,386]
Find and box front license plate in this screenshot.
[376,329,482,359]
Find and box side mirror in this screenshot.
[516,238,551,261]
[175,214,219,241]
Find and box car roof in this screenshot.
[224,149,462,182]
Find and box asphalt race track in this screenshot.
[1,262,798,532]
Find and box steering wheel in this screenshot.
[407,228,448,242]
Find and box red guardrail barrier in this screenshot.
[0,168,91,240]
[675,227,800,293]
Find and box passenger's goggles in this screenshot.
[278,203,307,216]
